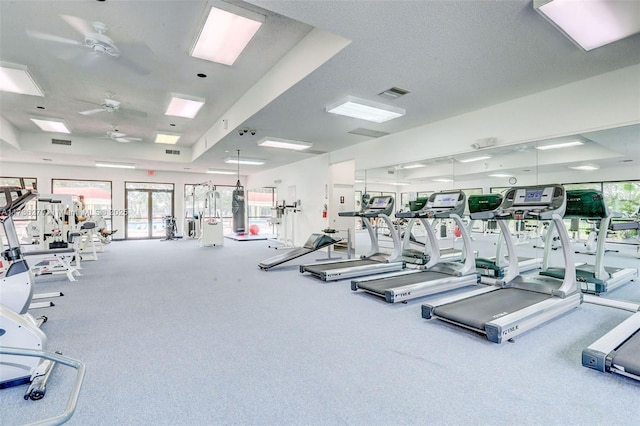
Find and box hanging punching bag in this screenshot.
[232,180,245,234]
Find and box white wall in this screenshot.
[0,162,241,238]
[247,154,330,246]
[331,64,640,172]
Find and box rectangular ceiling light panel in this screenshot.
[207,170,236,175]
[0,63,44,96]
[257,137,312,151]
[326,96,405,123]
[457,155,491,163]
[536,140,583,150]
[30,118,70,133]
[165,96,205,118]
[534,0,640,51]
[95,161,135,169]
[155,133,181,145]
[191,6,263,66]
[224,157,265,165]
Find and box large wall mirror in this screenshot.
[355,123,639,211]
[354,123,639,244]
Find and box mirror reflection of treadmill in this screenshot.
[471,194,540,283]
[422,185,583,343]
[299,196,405,281]
[351,191,479,303]
[538,190,638,294]
[401,193,466,265]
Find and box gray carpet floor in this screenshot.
[2,232,639,425]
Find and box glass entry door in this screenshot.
[125,183,174,239]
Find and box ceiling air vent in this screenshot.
[51,138,72,146]
[165,149,180,155]
[378,87,409,100]
[348,128,389,138]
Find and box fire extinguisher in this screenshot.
[322,204,327,218]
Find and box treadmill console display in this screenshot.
[524,189,543,203]
[422,191,465,218]
[395,191,464,219]
[501,185,565,220]
[369,196,392,209]
[431,193,458,209]
[339,196,394,218]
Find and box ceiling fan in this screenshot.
[103,126,142,143]
[79,92,147,118]
[26,15,153,75]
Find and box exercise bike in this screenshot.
[0,186,61,401]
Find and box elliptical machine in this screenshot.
[0,186,55,400]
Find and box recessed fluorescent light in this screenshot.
[457,155,491,163]
[489,173,512,178]
[257,137,312,151]
[165,96,205,119]
[95,161,135,169]
[569,164,600,171]
[0,63,44,96]
[224,157,265,166]
[30,117,70,134]
[433,178,453,182]
[394,182,410,186]
[403,164,425,169]
[534,0,640,51]
[190,6,263,66]
[155,133,181,145]
[207,169,236,175]
[354,179,365,183]
[536,140,583,150]
[326,96,405,123]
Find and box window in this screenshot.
[0,177,37,244]
[52,179,113,229]
[125,182,174,239]
[247,187,275,234]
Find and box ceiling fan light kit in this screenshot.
[84,22,120,57]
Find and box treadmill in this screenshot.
[258,233,341,270]
[299,196,405,281]
[581,273,640,382]
[471,194,541,283]
[351,191,478,303]
[539,190,638,294]
[422,184,583,343]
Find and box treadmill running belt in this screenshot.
[540,267,605,284]
[303,259,379,273]
[259,247,312,269]
[612,331,640,377]
[433,288,552,331]
[358,271,450,295]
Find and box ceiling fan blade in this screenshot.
[80,108,106,115]
[26,29,83,46]
[127,137,143,141]
[60,14,93,36]
[116,43,157,76]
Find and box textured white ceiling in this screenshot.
[1,0,639,175]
